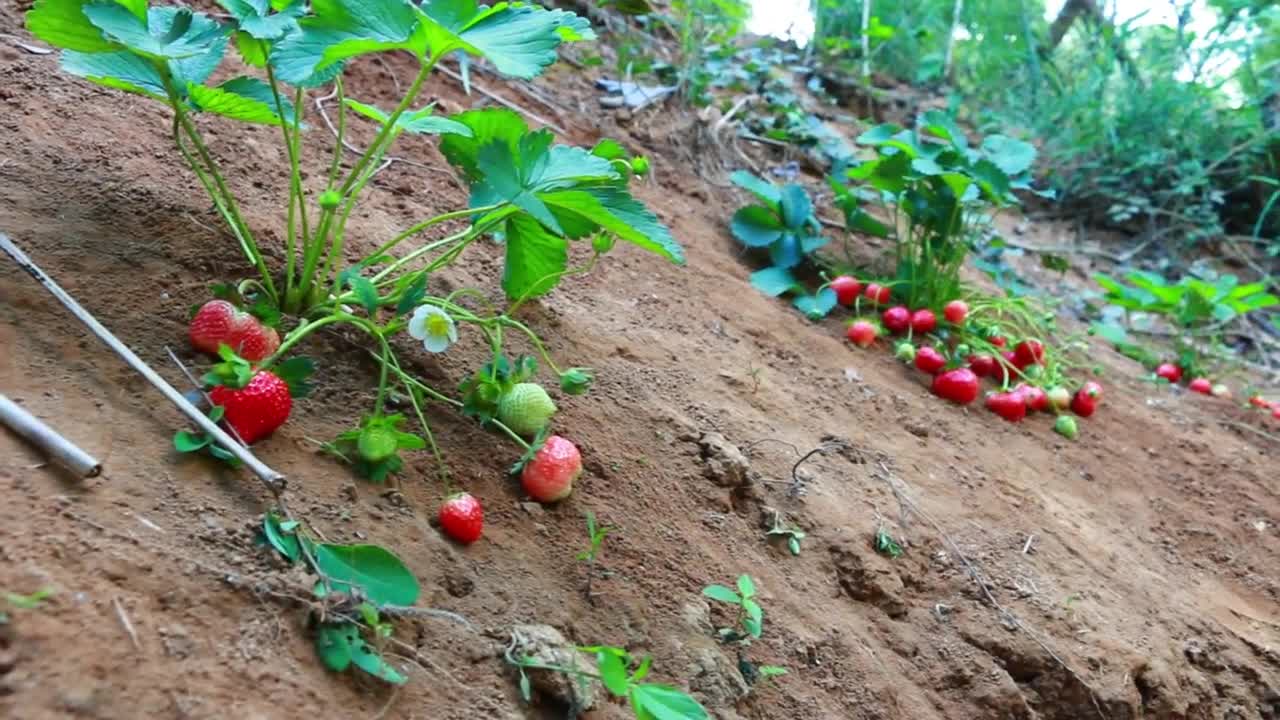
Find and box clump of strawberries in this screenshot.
[828,275,1103,437]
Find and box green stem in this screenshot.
[378,352,530,451]
[370,229,471,286]
[260,314,346,368]
[368,204,506,266]
[385,351,450,484]
[498,317,564,376]
[506,254,599,317]
[267,66,304,300]
[327,77,347,189]
[336,54,440,199]
[374,334,392,416]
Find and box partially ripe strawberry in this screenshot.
[943,300,968,325]
[932,368,980,405]
[985,391,1027,422]
[438,492,483,544]
[1211,383,1231,398]
[235,324,280,363]
[208,370,292,444]
[882,306,911,335]
[189,300,279,362]
[830,276,862,306]
[910,309,937,334]
[1188,378,1212,395]
[1013,340,1044,368]
[968,354,998,378]
[497,383,557,437]
[1045,386,1071,411]
[914,346,946,375]
[847,320,878,348]
[521,435,581,503]
[1155,363,1182,384]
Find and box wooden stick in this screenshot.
[0,393,101,478]
[0,233,286,494]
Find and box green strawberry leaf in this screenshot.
[779,185,812,230]
[542,187,684,264]
[502,213,568,300]
[737,574,756,598]
[394,272,428,317]
[315,622,357,672]
[596,650,630,696]
[274,356,316,398]
[508,426,550,475]
[793,288,837,320]
[312,542,419,606]
[343,99,473,136]
[270,0,423,86]
[419,0,593,80]
[263,510,302,562]
[60,50,167,100]
[701,585,740,604]
[173,429,211,453]
[630,684,709,720]
[730,205,784,248]
[27,0,124,53]
[350,636,407,684]
[749,267,798,297]
[188,76,299,126]
[82,5,228,60]
[203,346,254,388]
[730,170,781,210]
[218,0,304,41]
[348,276,381,315]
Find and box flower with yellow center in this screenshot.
[407,305,458,353]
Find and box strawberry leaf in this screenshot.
[343,99,473,136]
[502,213,568,300]
[82,5,228,61]
[275,356,316,398]
[629,684,708,720]
[262,510,302,562]
[173,429,211,452]
[508,426,550,475]
[394,273,427,316]
[188,76,299,126]
[419,0,593,80]
[26,0,123,53]
[312,542,420,606]
[348,276,380,315]
[270,0,424,86]
[60,50,167,100]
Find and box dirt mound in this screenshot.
[2,10,1279,720]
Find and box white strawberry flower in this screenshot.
[407,305,457,353]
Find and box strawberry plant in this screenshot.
[508,644,708,719]
[576,511,614,603]
[27,0,682,485]
[728,171,836,319]
[702,574,765,643]
[830,111,1042,311]
[260,511,420,684]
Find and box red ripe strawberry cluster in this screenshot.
[189,300,290,443]
[831,276,1101,432]
[1156,362,1280,421]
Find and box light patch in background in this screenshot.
[747,0,815,48]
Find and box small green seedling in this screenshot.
[508,644,708,720]
[576,511,615,604]
[0,587,55,624]
[873,527,903,558]
[764,511,805,556]
[702,574,765,643]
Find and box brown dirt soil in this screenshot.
[2,9,1280,720]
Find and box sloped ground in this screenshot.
[2,11,1279,720]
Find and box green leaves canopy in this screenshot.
[440,109,683,300]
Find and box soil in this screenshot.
[2,7,1279,720]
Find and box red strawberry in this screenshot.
[1071,381,1102,418]
[1249,395,1271,409]
[985,391,1027,422]
[1273,407,1280,420]
[521,435,581,503]
[189,300,278,362]
[208,370,292,444]
[1016,385,1050,412]
[864,283,890,305]
[1013,340,1044,368]
[882,306,911,335]
[1188,377,1212,395]
[968,354,998,378]
[990,335,1007,348]
[910,309,937,334]
[438,492,484,544]
[1155,363,1182,384]
[943,300,968,325]
[932,368,980,405]
[847,320,878,348]
[914,346,947,375]
[830,276,862,306]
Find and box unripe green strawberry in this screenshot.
[318,190,342,209]
[1054,415,1078,440]
[358,425,398,463]
[497,383,557,437]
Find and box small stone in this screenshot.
[519,502,545,517]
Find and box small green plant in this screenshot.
[576,511,614,604]
[261,511,418,684]
[508,644,708,720]
[764,511,805,556]
[702,574,765,642]
[728,172,835,318]
[831,111,1042,310]
[873,526,902,558]
[0,587,55,624]
[1094,271,1278,329]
